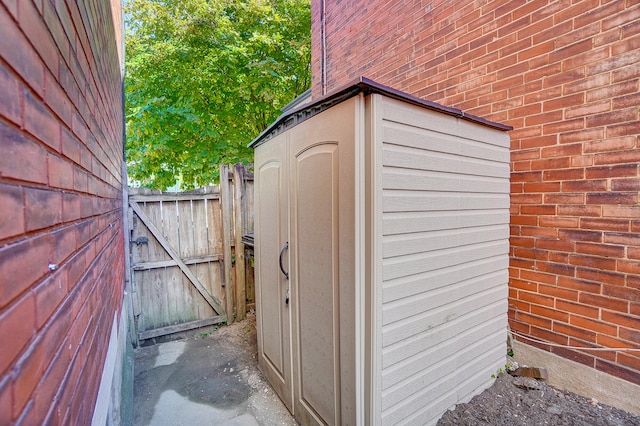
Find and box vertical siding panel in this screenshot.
[379,96,510,423]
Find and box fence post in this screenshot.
[220,164,234,324]
[233,164,247,321]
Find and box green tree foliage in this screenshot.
[125,0,310,189]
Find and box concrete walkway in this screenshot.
[133,316,297,425]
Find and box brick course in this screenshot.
[0,1,124,424]
[312,0,640,385]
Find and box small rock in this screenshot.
[513,377,543,390]
[546,405,562,415]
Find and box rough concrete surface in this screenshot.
[133,314,296,426]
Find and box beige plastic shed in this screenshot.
[250,77,512,425]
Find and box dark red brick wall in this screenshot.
[0,1,125,424]
[312,0,640,384]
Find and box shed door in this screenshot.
[290,98,357,426]
[254,133,293,411]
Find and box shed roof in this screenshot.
[249,76,512,148]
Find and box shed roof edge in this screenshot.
[249,76,512,148]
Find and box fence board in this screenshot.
[138,316,225,340]
[146,201,170,262]
[208,198,223,254]
[150,268,165,330]
[129,193,220,202]
[132,254,223,270]
[243,170,255,308]
[192,199,208,257]
[176,200,195,322]
[233,164,247,320]
[207,198,225,306]
[191,199,214,319]
[162,201,181,325]
[220,164,235,324]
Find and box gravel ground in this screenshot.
[133,313,296,425]
[437,373,640,426]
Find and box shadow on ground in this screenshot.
[133,315,296,425]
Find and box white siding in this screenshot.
[378,97,510,425]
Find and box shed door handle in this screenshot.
[279,242,289,280]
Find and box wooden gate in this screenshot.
[128,164,254,343]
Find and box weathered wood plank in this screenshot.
[149,268,166,330]
[173,201,189,319]
[163,200,182,324]
[220,164,234,324]
[145,201,170,262]
[163,200,180,251]
[208,198,224,254]
[192,199,209,257]
[207,198,225,306]
[130,201,226,317]
[192,199,215,312]
[242,166,255,308]
[244,169,255,234]
[129,185,219,195]
[177,200,196,258]
[129,193,220,202]
[233,164,247,321]
[132,254,223,270]
[145,201,169,329]
[245,247,255,306]
[167,266,184,325]
[138,316,226,340]
[191,264,215,320]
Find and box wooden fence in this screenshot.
[127,164,254,343]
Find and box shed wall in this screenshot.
[374,96,510,424]
[0,1,126,424]
[312,0,640,386]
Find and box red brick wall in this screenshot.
[312,0,640,384]
[0,1,125,424]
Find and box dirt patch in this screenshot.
[133,312,296,425]
[437,373,640,426]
